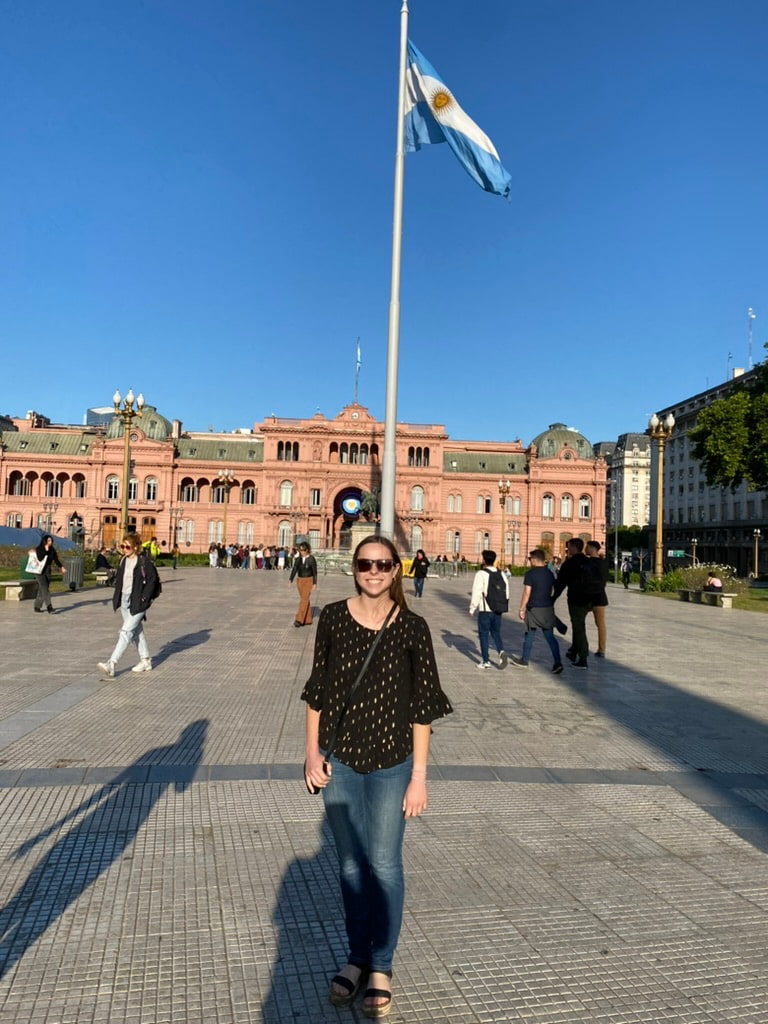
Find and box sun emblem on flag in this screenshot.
[430,88,453,120]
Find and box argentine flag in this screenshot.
[404,41,511,198]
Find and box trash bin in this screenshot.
[19,555,36,580]
[65,555,85,591]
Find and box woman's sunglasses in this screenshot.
[120,544,133,550]
[355,558,395,572]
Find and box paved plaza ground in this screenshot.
[0,567,767,1023]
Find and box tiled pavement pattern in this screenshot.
[0,568,767,1023]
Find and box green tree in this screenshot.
[688,348,768,491]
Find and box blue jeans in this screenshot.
[522,627,561,666]
[413,576,425,598]
[109,594,150,665]
[322,754,411,974]
[477,611,503,663]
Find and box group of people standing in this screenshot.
[207,543,295,570]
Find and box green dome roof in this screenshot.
[106,404,173,441]
[530,423,594,460]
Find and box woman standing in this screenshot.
[32,534,66,614]
[302,536,452,1018]
[97,533,159,677]
[406,548,430,598]
[289,541,317,627]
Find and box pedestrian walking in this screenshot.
[552,538,603,668]
[620,557,631,589]
[302,535,452,1018]
[406,548,430,598]
[469,549,509,669]
[289,541,317,627]
[31,534,66,614]
[585,540,609,659]
[97,533,160,677]
[510,549,563,673]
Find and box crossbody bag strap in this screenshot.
[323,602,397,763]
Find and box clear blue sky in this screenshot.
[2,0,767,445]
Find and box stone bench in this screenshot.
[94,570,111,585]
[678,589,737,609]
[0,579,38,601]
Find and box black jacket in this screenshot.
[35,541,63,579]
[552,552,594,607]
[112,551,159,615]
[290,554,317,584]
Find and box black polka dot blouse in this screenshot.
[301,600,452,773]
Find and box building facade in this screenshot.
[649,370,767,576]
[596,433,651,531]
[0,405,607,560]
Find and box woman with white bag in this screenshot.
[31,534,65,614]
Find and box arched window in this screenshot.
[359,444,369,465]
[455,494,462,513]
[43,474,62,498]
[512,495,521,515]
[350,443,359,465]
[475,530,484,553]
[277,519,292,546]
[410,524,423,552]
[542,494,554,518]
[579,494,591,519]
[540,531,555,553]
[128,478,138,502]
[208,520,223,544]
[9,472,30,497]
[369,444,379,465]
[410,485,424,511]
[329,442,339,463]
[145,477,158,502]
[180,478,198,503]
[422,447,430,468]
[446,529,454,549]
[453,530,461,554]
[211,483,226,504]
[73,474,86,499]
[242,483,256,505]
[447,494,454,513]
[279,480,293,507]
[106,475,119,501]
[340,443,349,465]
[560,494,573,520]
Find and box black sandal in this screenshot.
[328,965,366,1007]
[362,971,392,1019]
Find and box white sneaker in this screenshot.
[498,651,508,669]
[131,659,153,673]
[476,661,491,669]
[97,661,115,678]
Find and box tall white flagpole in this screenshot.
[380,0,409,541]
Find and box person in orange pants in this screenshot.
[289,541,317,626]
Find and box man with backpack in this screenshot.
[469,550,510,670]
[552,538,604,668]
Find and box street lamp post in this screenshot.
[507,518,521,567]
[753,528,762,578]
[217,469,235,544]
[498,479,510,569]
[113,389,144,537]
[168,505,182,549]
[42,500,59,532]
[691,536,698,568]
[646,412,675,578]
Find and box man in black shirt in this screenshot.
[552,538,593,668]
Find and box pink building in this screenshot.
[0,405,606,559]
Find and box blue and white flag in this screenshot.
[404,40,511,198]
[356,339,361,372]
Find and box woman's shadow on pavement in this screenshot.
[261,819,350,1023]
[0,719,208,980]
